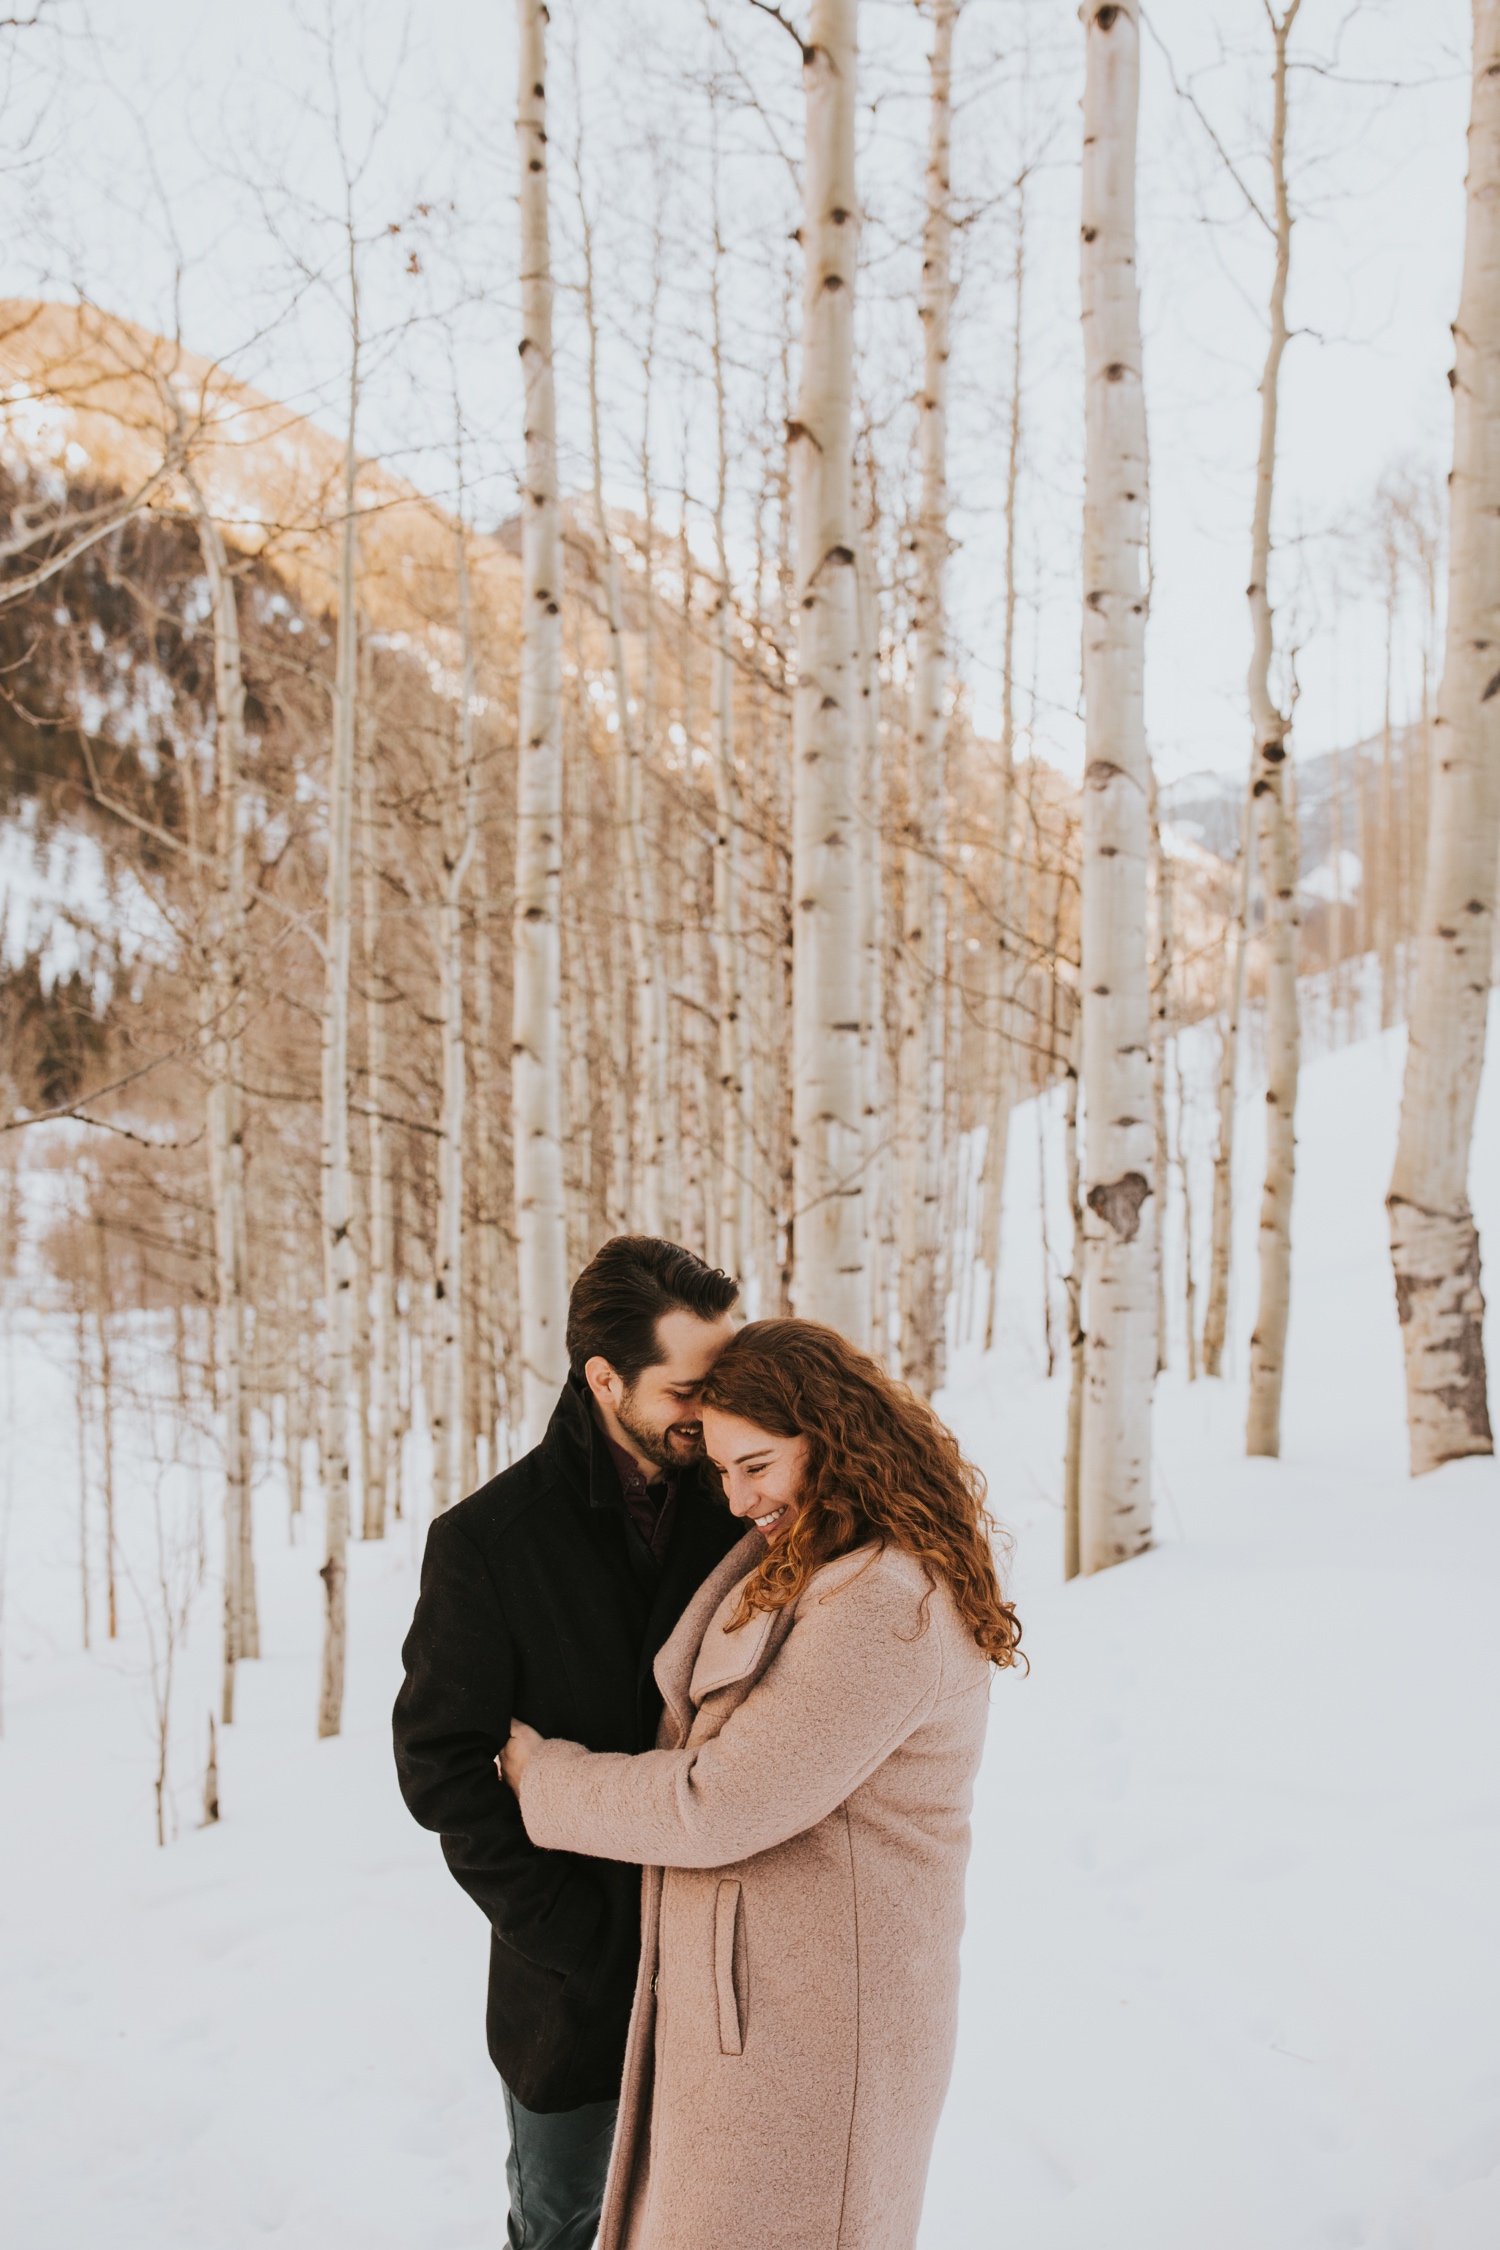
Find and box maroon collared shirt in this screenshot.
[603,1431,680,1562]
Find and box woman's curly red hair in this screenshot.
[700,1318,1024,1670]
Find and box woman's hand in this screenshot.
[499,1718,546,1795]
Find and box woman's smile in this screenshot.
[702,1406,809,1545]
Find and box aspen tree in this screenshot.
[854,524,888,1339]
[1245,1,1302,1461]
[790,0,869,1339]
[433,519,479,1513]
[574,119,667,1237]
[358,755,392,1540]
[470,828,504,1471]
[897,0,956,1388]
[1078,0,1155,1572]
[1150,775,1173,1373]
[184,469,258,1716]
[1201,789,1252,1376]
[93,1211,119,1639]
[1388,0,1500,1474]
[709,120,750,1284]
[1061,1011,1084,1582]
[513,0,568,1441]
[978,172,1026,1355]
[73,1298,91,1650]
[1377,512,1400,1029]
[317,243,361,1740]
[638,227,674,1233]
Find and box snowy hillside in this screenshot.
[2,1006,1498,2250]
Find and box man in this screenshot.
[393,1236,741,2250]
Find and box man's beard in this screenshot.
[616,1387,702,1472]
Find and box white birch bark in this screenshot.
[895,0,956,1389]
[93,1217,119,1640]
[185,473,258,1717]
[790,0,869,1339]
[1078,0,1155,1573]
[470,829,504,1473]
[710,134,750,1283]
[1150,776,1174,1373]
[1201,787,1252,1378]
[575,137,667,1238]
[434,522,479,1512]
[1245,2,1302,1461]
[1387,0,1500,1473]
[514,0,568,1440]
[855,531,889,1343]
[359,757,392,1540]
[978,175,1025,1355]
[317,261,360,1740]
[1061,1009,1085,1583]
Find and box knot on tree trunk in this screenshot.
[1087,1169,1151,1242]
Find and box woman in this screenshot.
[500,1319,1023,2250]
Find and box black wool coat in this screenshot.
[392,1375,741,2112]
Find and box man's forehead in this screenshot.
[649,1306,736,1379]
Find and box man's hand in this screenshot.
[499,1719,546,1796]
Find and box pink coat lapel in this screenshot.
[653,1529,772,1743]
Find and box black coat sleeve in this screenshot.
[392,1510,602,1976]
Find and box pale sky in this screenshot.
[1,0,1473,785]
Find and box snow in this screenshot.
[2,1002,1498,2249]
[0,806,176,997]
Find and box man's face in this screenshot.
[589,1306,737,1472]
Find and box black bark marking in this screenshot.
[1087,1170,1151,1243]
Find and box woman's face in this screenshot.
[701,1407,809,1546]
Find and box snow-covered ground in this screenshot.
[2,1008,1498,2250]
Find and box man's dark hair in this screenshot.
[566,1236,739,1386]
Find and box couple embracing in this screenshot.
[393,1236,1023,2250]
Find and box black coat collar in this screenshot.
[538,1372,710,1519]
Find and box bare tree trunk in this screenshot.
[1061,1014,1085,1582]
[1245,2,1303,1461]
[186,475,259,1711]
[1175,1036,1199,1382]
[575,133,667,1240]
[201,1712,220,1829]
[790,0,870,1339]
[1202,787,1253,1376]
[317,249,361,1740]
[435,522,479,1513]
[1150,775,1174,1373]
[514,0,569,1439]
[74,1297,91,1650]
[978,170,1025,1356]
[93,1217,119,1640]
[709,123,750,1284]
[359,757,392,1539]
[855,527,889,1345]
[895,0,956,1386]
[471,829,504,1472]
[1387,0,1500,1474]
[1079,0,1155,1572]
[1378,539,1399,1030]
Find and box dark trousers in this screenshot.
[503,2083,618,2250]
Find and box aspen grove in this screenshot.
[0,10,1497,2213]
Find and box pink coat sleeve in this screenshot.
[516,1555,946,1870]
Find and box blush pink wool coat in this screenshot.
[517,1531,991,2250]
